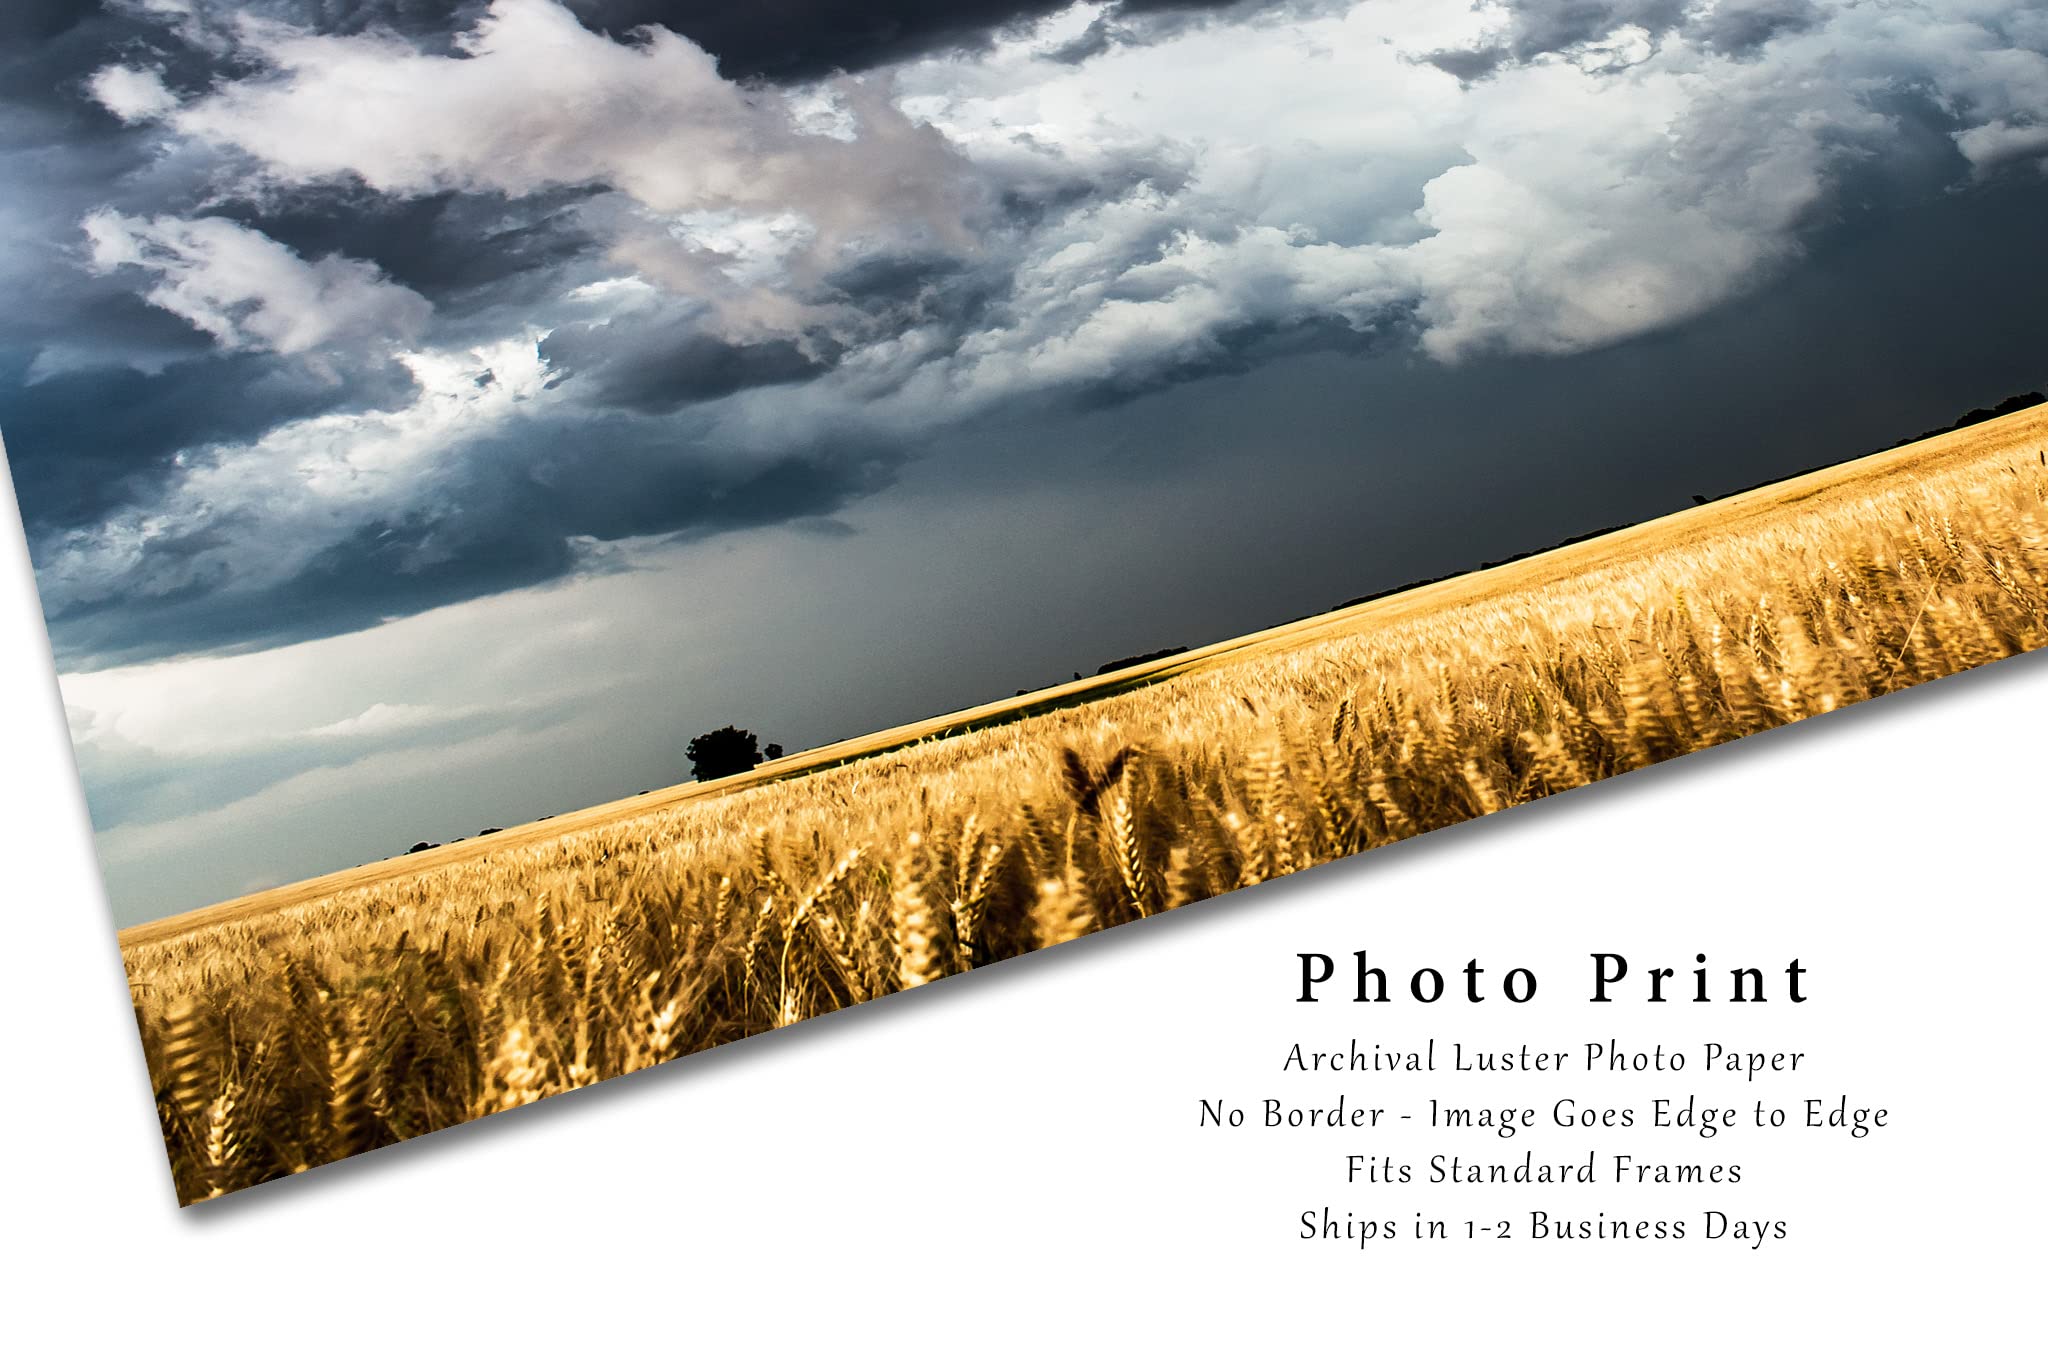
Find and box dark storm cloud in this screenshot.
[1419,46,1509,83]
[820,252,1013,352]
[10,1,489,59]
[0,9,304,533]
[0,1,953,671]
[539,316,831,413]
[145,0,1060,73]
[244,0,492,43]
[1694,0,1821,57]
[42,417,903,665]
[1419,0,1822,78]
[1,2,229,125]
[0,6,584,548]
[1042,0,1323,65]
[2,22,443,535]
[1503,0,1689,57]
[215,187,599,313]
[564,1,1285,81]
[0,109,436,536]
[1070,314,1399,409]
[63,1,1270,82]
[567,0,1083,77]
[1,350,418,533]
[2,7,596,320]
[824,253,975,307]
[1416,0,1688,80]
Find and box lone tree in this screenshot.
[687,725,765,781]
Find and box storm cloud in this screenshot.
[36,347,904,664]
[79,0,1278,78]
[539,319,832,413]
[6,0,2045,673]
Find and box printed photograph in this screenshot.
[2,0,2044,1203]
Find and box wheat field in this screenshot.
[121,406,2048,1203]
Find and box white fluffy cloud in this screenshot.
[891,0,1926,367]
[93,0,980,337]
[82,211,431,357]
[86,64,179,123]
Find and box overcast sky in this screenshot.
[2,0,2044,925]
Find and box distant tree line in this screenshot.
[1097,645,1188,675]
[1899,391,2043,446]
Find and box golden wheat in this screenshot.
[121,411,2048,1202]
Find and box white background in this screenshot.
[2,477,2041,1360]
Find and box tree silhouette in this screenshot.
[687,725,765,781]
